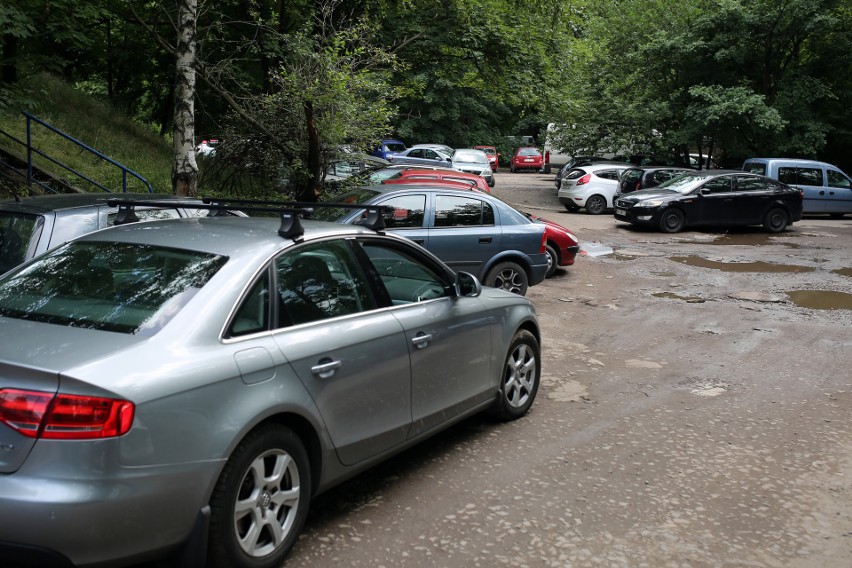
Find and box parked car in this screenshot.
[0,193,243,274]
[521,211,580,277]
[317,186,549,295]
[557,163,633,214]
[388,146,453,167]
[614,170,803,233]
[369,138,407,160]
[510,147,544,173]
[324,154,390,183]
[383,167,491,193]
[554,156,618,190]
[452,148,495,187]
[0,202,541,568]
[195,139,219,157]
[616,166,695,198]
[474,145,500,171]
[382,177,479,192]
[410,143,455,155]
[742,158,852,216]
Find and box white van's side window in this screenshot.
[827,169,851,189]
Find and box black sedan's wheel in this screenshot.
[485,261,528,295]
[493,329,540,420]
[545,244,558,278]
[763,207,788,232]
[209,425,311,568]
[659,208,685,233]
[585,195,607,215]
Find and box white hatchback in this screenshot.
[557,164,632,214]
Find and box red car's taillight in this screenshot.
[0,388,134,439]
[576,173,592,186]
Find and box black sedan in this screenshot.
[614,171,803,233]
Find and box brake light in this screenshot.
[0,388,134,439]
[576,173,592,186]
[540,231,547,253]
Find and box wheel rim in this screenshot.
[768,211,785,230]
[663,211,682,231]
[233,449,301,558]
[503,342,537,408]
[587,196,605,214]
[492,267,525,294]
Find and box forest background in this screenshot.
[1,0,850,199]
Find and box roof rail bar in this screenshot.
[104,198,388,238]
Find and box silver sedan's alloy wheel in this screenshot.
[234,449,301,558]
[492,329,540,420]
[209,425,311,568]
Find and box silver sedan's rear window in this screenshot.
[0,241,226,335]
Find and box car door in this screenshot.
[269,239,413,466]
[356,238,496,438]
[425,193,501,278]
[778,165,825,213]
[825,168,852,214]
[696,176,735,224]
[732,175,776,223]
[376,193,430,248]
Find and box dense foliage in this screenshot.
[2,0,851,195]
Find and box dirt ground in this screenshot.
[288,170,852,568]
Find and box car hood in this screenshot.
[617,188,681,203]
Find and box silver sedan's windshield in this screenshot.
[0,241,226,335]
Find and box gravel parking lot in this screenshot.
[284,169,852,568]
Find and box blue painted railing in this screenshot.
[0,111,152,194]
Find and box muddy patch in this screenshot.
[653,292,706,303]
[625,359,664,370]
[833,268,852,278]
[547,380,590,402]
[706,233,802,249]
[670,256,815,273]
[786,290,852,310]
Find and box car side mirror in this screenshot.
[699,188,711,195]
[456,271,482,297]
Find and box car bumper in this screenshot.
[614,206,661,226]
[560,245,580,266]
[0,457,221,567]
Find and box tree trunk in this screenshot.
[2,35,18,84]
[172,0,198,197]
[299,100,322,202]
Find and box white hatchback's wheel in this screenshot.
[493,330,540,420]
[209,426,311,568]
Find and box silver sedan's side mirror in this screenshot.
[456,272,482,297]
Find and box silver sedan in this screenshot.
[0,209,540,568]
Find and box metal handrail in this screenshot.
[21,111,153,193]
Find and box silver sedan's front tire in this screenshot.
[209,426,311,568]
[493,330,540,420]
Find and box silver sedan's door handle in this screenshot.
[311,358,341,379]
[411,333,433,349]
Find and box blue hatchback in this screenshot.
[369,139,407,160]
[317,185,548,295]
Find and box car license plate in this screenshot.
[616,208,626,216]
[524,158,533,162]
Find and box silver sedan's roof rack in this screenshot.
[104,197,387,239]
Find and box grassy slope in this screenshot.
[0,74,173,194]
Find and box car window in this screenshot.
[735,176,771,192]
[565,168,587,180]
[386,142,406,152]
[359,241,450,305]
[434,195,494,227]
[827,169,851,189]
[654,170,682,185]
[744,162,767,175]
[228,273,271,337]
[380,195,427,228]
[701,177,732,194]
[407,149,422,158]
[0,241,226,335]
[518,148,540,157]
[596,169,622,181]
[0,213,40,273]
[779,166,822,186]
[275,240,375,326]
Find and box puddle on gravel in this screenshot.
[670,256,815,273]
[786,290,852,310]
[706,233,801,249]
[833,268,852,278]
[653,292,706,303]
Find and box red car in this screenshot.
[383,168,491,193]
[474,145,500,171]
[381,177,482,192]
[511,147,544,172]
[523,211,580,277]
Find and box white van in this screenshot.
[742,158,852,216]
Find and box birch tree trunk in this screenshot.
[172,0,198,196]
